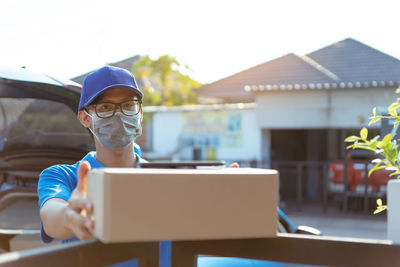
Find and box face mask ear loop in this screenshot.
[84,109,92,118]
[84,110,94,128]
[84,110,98,138]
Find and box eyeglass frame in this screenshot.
[84,99,142,118]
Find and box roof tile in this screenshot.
[197,38,400,101]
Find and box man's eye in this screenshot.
[98,104,113,112]
[123,102,134,110]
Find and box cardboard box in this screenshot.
[87,168,279,243]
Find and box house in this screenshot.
[146,38,400,201]
[245,38,400,161]
[196,38,400,104]
[190,38,400,162]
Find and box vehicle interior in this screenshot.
[0,73,93,252]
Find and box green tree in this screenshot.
[345,87,400,214]
[132,55,200,106]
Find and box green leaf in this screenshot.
[351,145,376,152]
[389,108,398,117]
[382,133,392,144]
[382,158,391,166]
[368,117,382,126]
[373,107,377,117]
[388,145,398,163]
[344,136,361,142]
[391,122,400,138]
[360,128,368,141]
[371,135,380,143]
[396,149,400,163]
[390,102,400,109]
[368,163,386,177]
[389,103,400,116]
[374,198,388,214]
[396,87,400,94]
[389,171,400,177]
[369,140,377,150]
[374,205,388,214]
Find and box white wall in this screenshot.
[255,88,397,129]
[217,109,261,161]
[150,108,262,162]
[152,112,182,157]
[330,88,395,128]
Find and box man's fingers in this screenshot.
[85,218,95,231]
[68,196,92,212]
[72,222,93,240]
[77,161,91,194]
[64,208,93,239]
[73,225,93,240]
[229,162,240,168]
[65,208,87,227]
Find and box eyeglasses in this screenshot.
[86,99,142,118]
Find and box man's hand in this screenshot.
[229,162,240,168]
[63,161,94,240]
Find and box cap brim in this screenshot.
[83,84,143,108]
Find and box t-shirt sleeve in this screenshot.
[38,166,74,208]
[37,165,75,243]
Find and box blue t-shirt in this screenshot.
[38,151,147,243]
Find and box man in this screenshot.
[38,66,239,266]
[38,65,146,242]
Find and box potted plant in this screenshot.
[345,88,400,243]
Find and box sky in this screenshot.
[1,0,400,84]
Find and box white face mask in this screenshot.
[85,111,142,150]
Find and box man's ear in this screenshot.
[139,106,143,123]
[78,110,92,128]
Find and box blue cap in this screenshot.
[78,65,143,111]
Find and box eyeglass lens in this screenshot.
[95,100,140,118]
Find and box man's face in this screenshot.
[78,87,142,128]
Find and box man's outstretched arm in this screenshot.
[40,161,94,241]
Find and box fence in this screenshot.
[0,160,395,265]
[234,159,388,213]
[0,233,399,266]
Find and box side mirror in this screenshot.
[295,225,322,236]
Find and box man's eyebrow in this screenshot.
[96,96,139,103]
